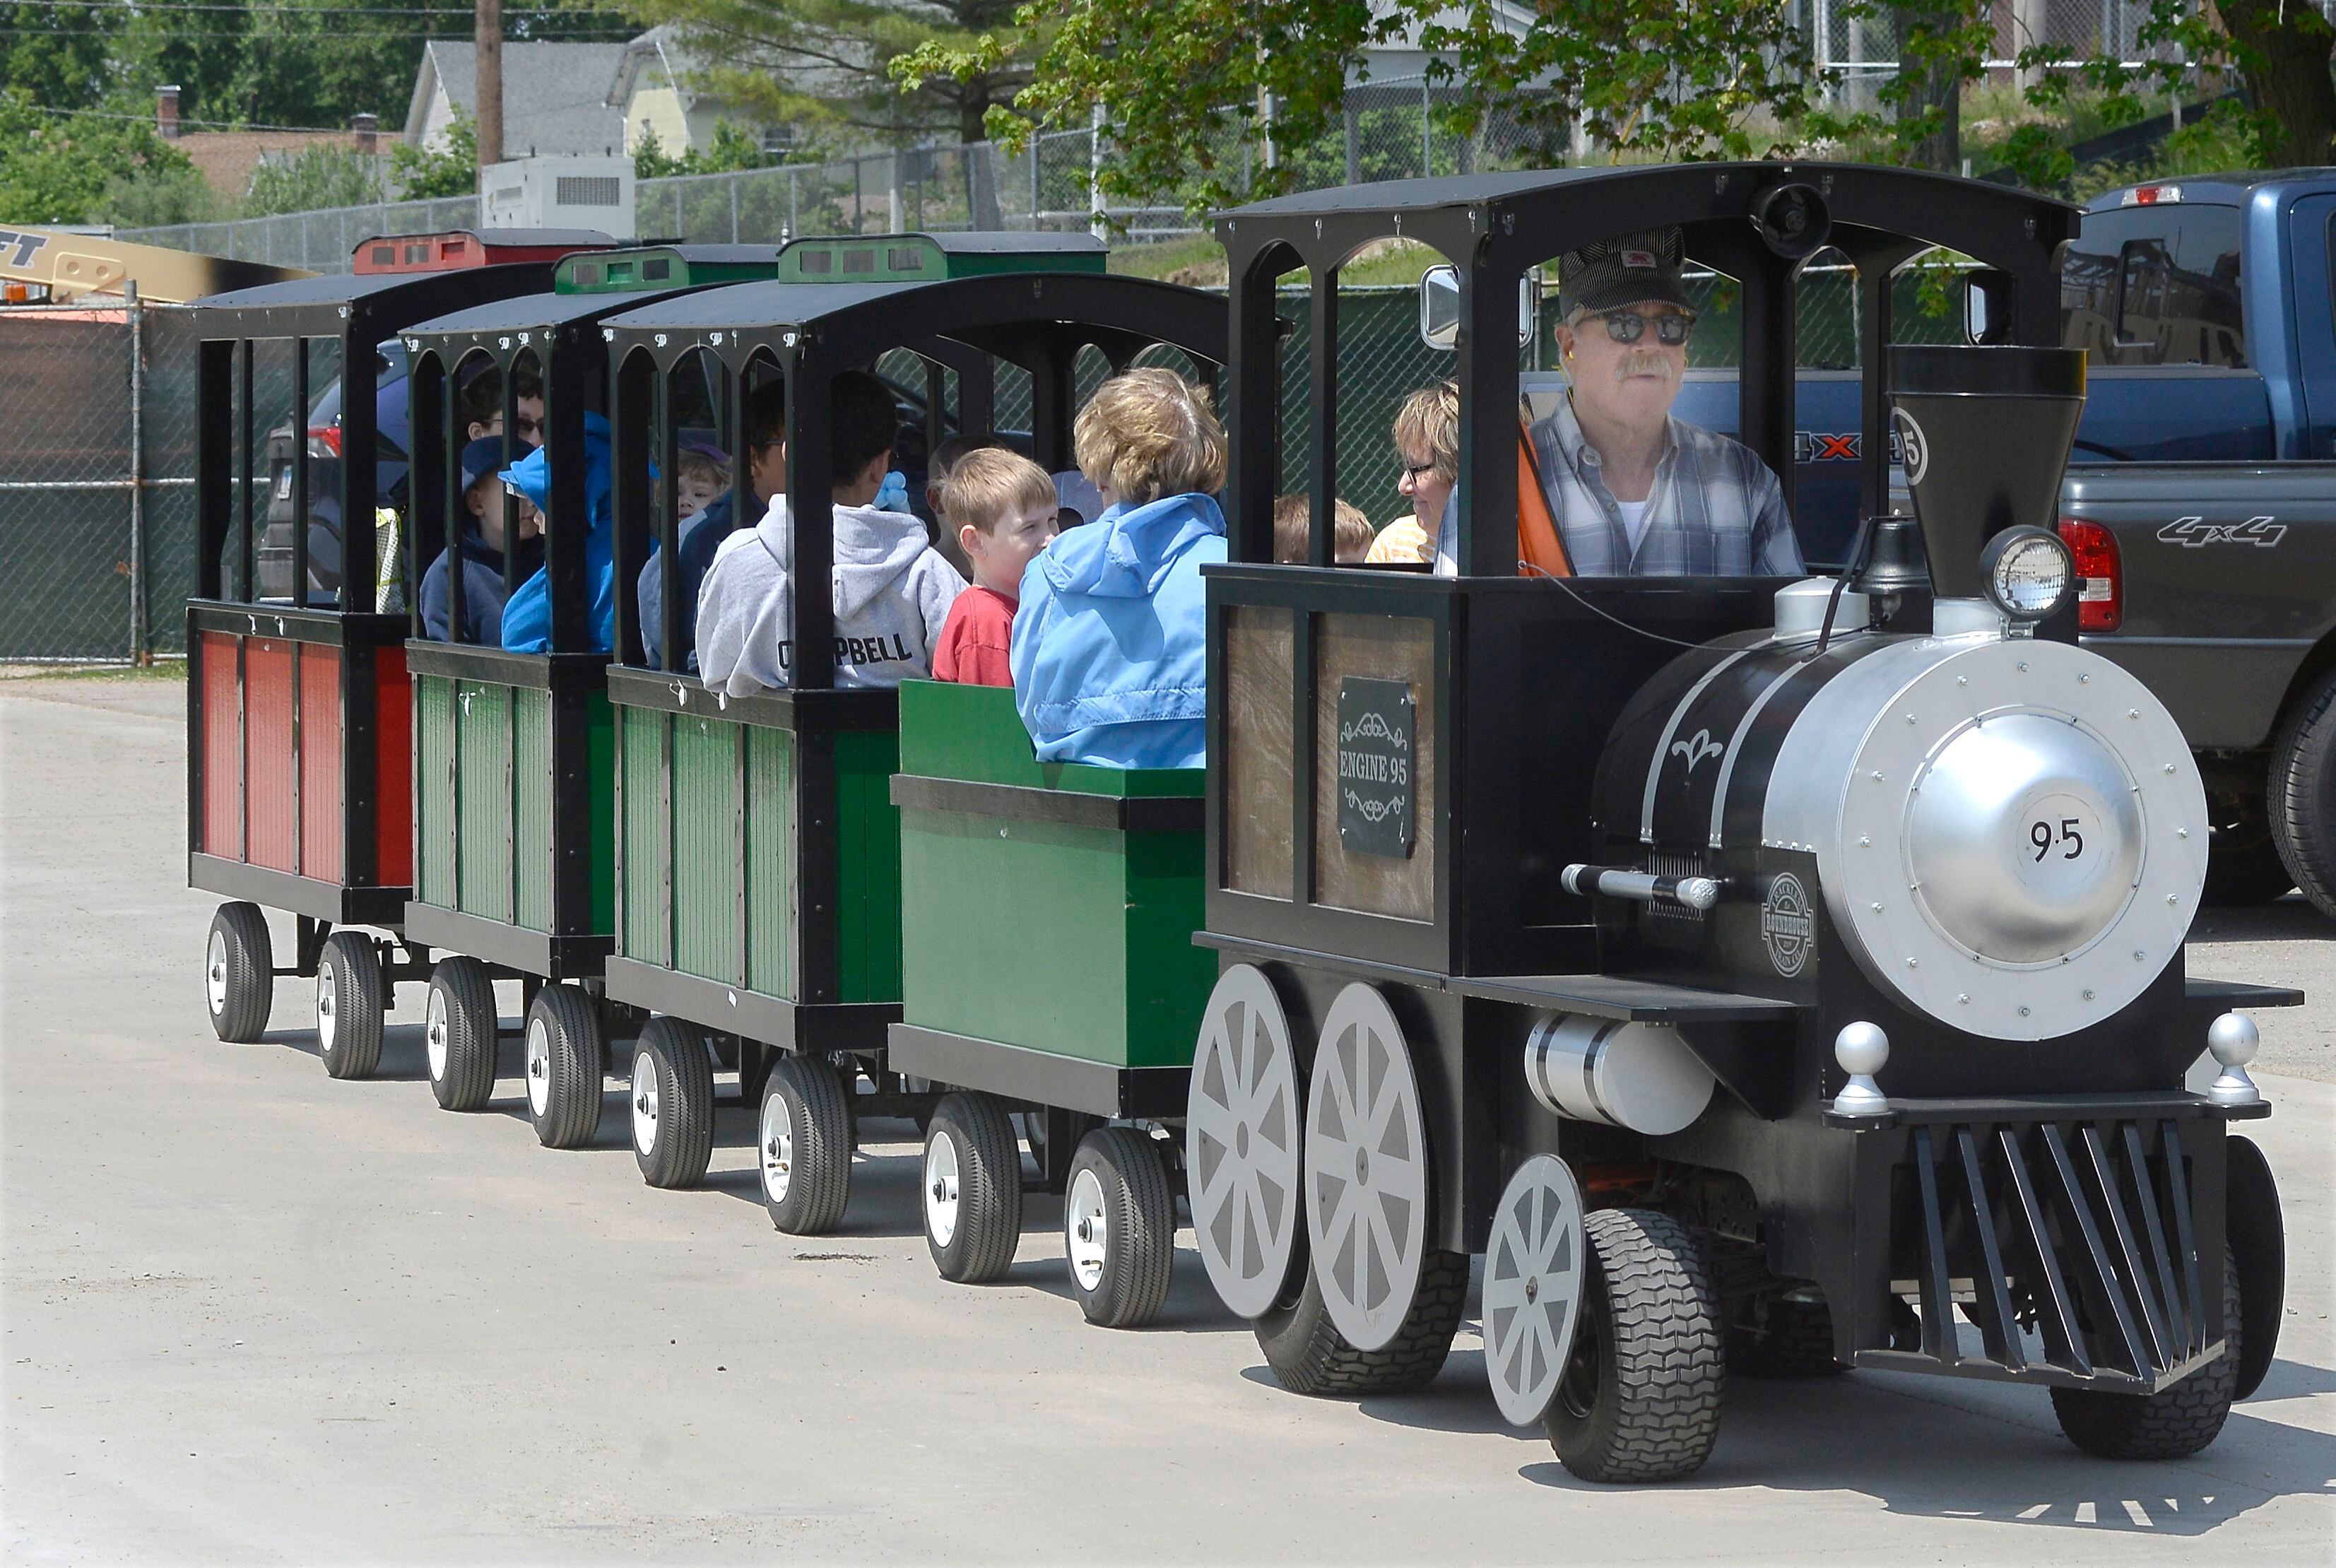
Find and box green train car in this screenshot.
[594,265,1225,1237]
[887,679,1215,1325]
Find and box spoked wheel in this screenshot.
[1186,965,1304,1320]
[759,1055,852,1234]
[425,955,498,1111]
[2053,1246,2243,1460]
[1063,1126,1175,1328]
[1484,1155,1589,1425]
[315,931,384,1081]
[1304,982,1431,1351]
[924,1091,1022,1284]
[524,984,605,1150]
[205,902,273,1043]
[632,1018,715,1190]
[1545,1208,1726,1483]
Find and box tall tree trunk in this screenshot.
[1896,4,1963,172]
[2217,0,2336,165]
[475,0,503,175]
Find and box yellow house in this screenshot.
[607,27,728,156]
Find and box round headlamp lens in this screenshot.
[1982,527,2073,620]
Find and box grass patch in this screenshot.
[0,660,187,683]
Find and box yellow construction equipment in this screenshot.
[0,225,311,304]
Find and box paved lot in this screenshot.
[4,673,2332,1564]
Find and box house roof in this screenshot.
[606,25,707,110]
[178,130,369,199]
[404,40,629,157]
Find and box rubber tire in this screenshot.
[924,1092,1023,1284]
[632,1018,715,1190]
[2268,669,2336,920]
[1728,1295,1845,1379]
[2204,788,2294,906]
[526,984,606,1150]
[760,1055,853,1234]
[206,902,273,1043]
[426,955,498,1112]
[1544,1209,1727,1484]
[316,931,384,1081]
[1253,1247,1468,1396]
[1064,1126,1176,1328]
[2052,1246,2243,1460]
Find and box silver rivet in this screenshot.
[1906,714,1917,725]
[2178,827,2189,839]
[2082,989,2096,1001]
[2166,894,2178,905]
[2130,708,2140,718]
[1957,676,1968,686]
[1871,770,1884,782]
[1871,902,1883,912]
[1859,836,1870,847]
[1957,994,1970,1003]
[1906,957,1918,969]
[2133,950,2145,960]
[2079,672,2090,683]
[2019,1005,2031,1017]
[2017,661,2029,672]
[2164,763,2176,774]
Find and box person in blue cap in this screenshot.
[418,434,541,642]
[498,411,617,654]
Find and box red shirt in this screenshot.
[932,584,1017,687]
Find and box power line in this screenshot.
[11,2,630,16]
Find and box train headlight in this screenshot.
[1979,526,2075,623]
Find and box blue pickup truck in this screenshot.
[1663,169,2336,911]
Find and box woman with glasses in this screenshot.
[1458,228,1803,577]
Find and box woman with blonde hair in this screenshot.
[1367,380,1457,566]
[1011,367,1228,768]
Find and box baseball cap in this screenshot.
[1557,228,1693,321]
[459,435,517,493]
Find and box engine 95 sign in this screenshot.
[1336,677,1415,859]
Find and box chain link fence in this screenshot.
[0,300,211,662]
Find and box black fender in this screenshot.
[2226,1133,2284,1401]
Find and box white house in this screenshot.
[404,40,630,158]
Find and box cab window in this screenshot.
[2062,204,2245,369]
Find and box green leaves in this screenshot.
[0,88,195,225]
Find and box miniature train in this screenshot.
[184,170,2291,1484]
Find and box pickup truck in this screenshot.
[1668,169,2336,912]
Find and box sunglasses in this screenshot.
[1581,307,1697,346]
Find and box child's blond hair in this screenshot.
[1273,493,1374,565]
[1073,367,1227,507]
[946,447,1056,533]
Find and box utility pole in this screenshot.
[476,0,504,181]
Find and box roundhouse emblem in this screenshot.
[1762,873,1815,977]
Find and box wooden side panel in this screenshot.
[1313,613,1437,921]
[199,631,241,856]
[745,724,794,1001]
[373,644,412,888]
[619,705,668,966]
[298,644,343,883]
[1222,606,1296,899]
[454,682,514,924]
[512,686,552,932]
[243,638,297,873]
[415,674,455,908]
[673,712,739,983]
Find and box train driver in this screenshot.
[1442,229,1803,577]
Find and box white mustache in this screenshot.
[1615,351,1679,382]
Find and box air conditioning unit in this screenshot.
[480,155,636,237]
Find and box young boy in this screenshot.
[931,448,1058,687]
[696,369,965,696]
[419,435,541,643]
[673,447,730,524]
[1272,493,1374,565]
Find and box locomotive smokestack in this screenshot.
[1887,346,2086,603]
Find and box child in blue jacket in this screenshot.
[499,411,615,654]
[1010,369,1228,770]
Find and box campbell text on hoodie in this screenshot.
[695,497,966,698]
[1009,489,1225,770]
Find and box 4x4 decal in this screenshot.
[2158,514,2286,548]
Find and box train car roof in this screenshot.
[772,230,1107,283]
[400,286,663,345]
[192,262,555,338]
[351,228,620,273]
[554,243,784,294]
[601,278,924,334]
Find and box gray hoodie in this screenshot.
[695,497,965,699]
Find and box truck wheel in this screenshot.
[524,984,605,1150]
[2204,789,2293,905]
[1064,1126,1175,1328]
[1728,1293,1844,1379]
[205,902,273,1043]
[425,956,497,1111]
[2269,673,2336,918]
[631,1018,714,1190]
[2052,1246,2241,1460]
[1253,1247,1467,1396]
[1545,1209,1726,1483]
[923,1091,1021,1283]
[315,931,384,1081]
[760,1055,852,1234]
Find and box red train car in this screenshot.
[351,228,619,276]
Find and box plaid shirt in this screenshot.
[1475,396,1803,577]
